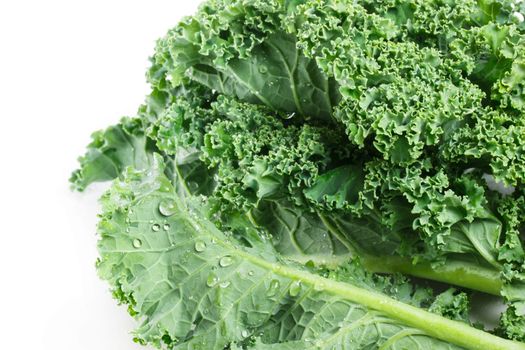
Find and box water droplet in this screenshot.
[266,279,280,297]
[190,323,197,331]
[248,270,254,276]
[219,281,231,288]
[241,330,249,338]
[125,227,130,233]
[188,181,199,192]
[151,224,160,232]
[285,112,296,120]
[194,241,206,252]
[259,66,268,74]
[159,199,177,217]
[211,238,217,244]
[132,239,142,248]
[206,272,219,287]
[163,224,170,231]
[289,281,302,296]
[219,256,234,267]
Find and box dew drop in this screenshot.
[159,199,177,217]
[163,224,171,231]
[219,256,234,267]
[289,281,302,297]
[248,270,254,276]
[188,181,199,192]
[206,272,219,287]
[151,224,161,232]
[285,112,296,120]
[266,279,280,297]
[241,330,249,338]
[259,66,268,74]
[194,241,207,252]
[132,239,142,248]
[219,281,231,289]
[190,323,197,331]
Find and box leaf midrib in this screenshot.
[183,197,525,350]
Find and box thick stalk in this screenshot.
[361,255,503,296]
[317,212,503,296]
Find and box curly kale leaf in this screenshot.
[71,118,157,191]
[72,0,525,344]
[96,156,525,350]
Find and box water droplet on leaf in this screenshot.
[132,239,142,248]
[194,241,206,252]
[163,224,170,231]
[207,272,219,287]
[289,281,302,296]
[219,281,231,288]
[159,199,177,217]
[188,182,199,192]
[266,279,280,297]
[219,256,234,267]
[151,224,160,232]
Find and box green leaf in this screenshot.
[189,33,340,122]
[97,157,525,350]
[71,118,156,191]
[157,10,341,122]
[251,200,352,265]
[304,165,364,211]
[73,0,525,343]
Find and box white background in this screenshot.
[0,1,200,349]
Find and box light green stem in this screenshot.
[361,256,503,296]
[272,264,523,350]
[316,212,503,296]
